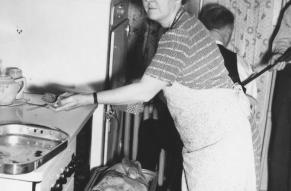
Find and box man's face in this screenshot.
[142,0,177,24]
[224,24,234,45]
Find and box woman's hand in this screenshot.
[51,75,167,112]
[52,92,94,111]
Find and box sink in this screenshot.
[0,123,68,175]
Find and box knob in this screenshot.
[63,167,70,177]
[55,183,63,191]
[51,183,62,191]
[57,173,67,184]
[67,164,75,177]
[71,154,76,162]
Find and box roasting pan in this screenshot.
[0,123,68,174]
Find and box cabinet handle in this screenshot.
[125,24,130,37]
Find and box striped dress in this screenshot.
[145,9,257,191]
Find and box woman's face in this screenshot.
[142,0,180,27]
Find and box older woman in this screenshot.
[55,0,256,190]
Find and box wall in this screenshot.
[0,0,110,92]
[0,0,111,167]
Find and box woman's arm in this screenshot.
[54,75,168,111]
[97,75,167,105]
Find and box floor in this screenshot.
[73,116,183,191]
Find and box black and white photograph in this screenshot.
[0,0,291,191]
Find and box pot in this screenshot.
[0,75,25,105]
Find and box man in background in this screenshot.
[199,4,260,189]
[268,1,291,191]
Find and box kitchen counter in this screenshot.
[0,93,97,184]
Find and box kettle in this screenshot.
[0,74,25,105]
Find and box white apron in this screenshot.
[163,83,257,191]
